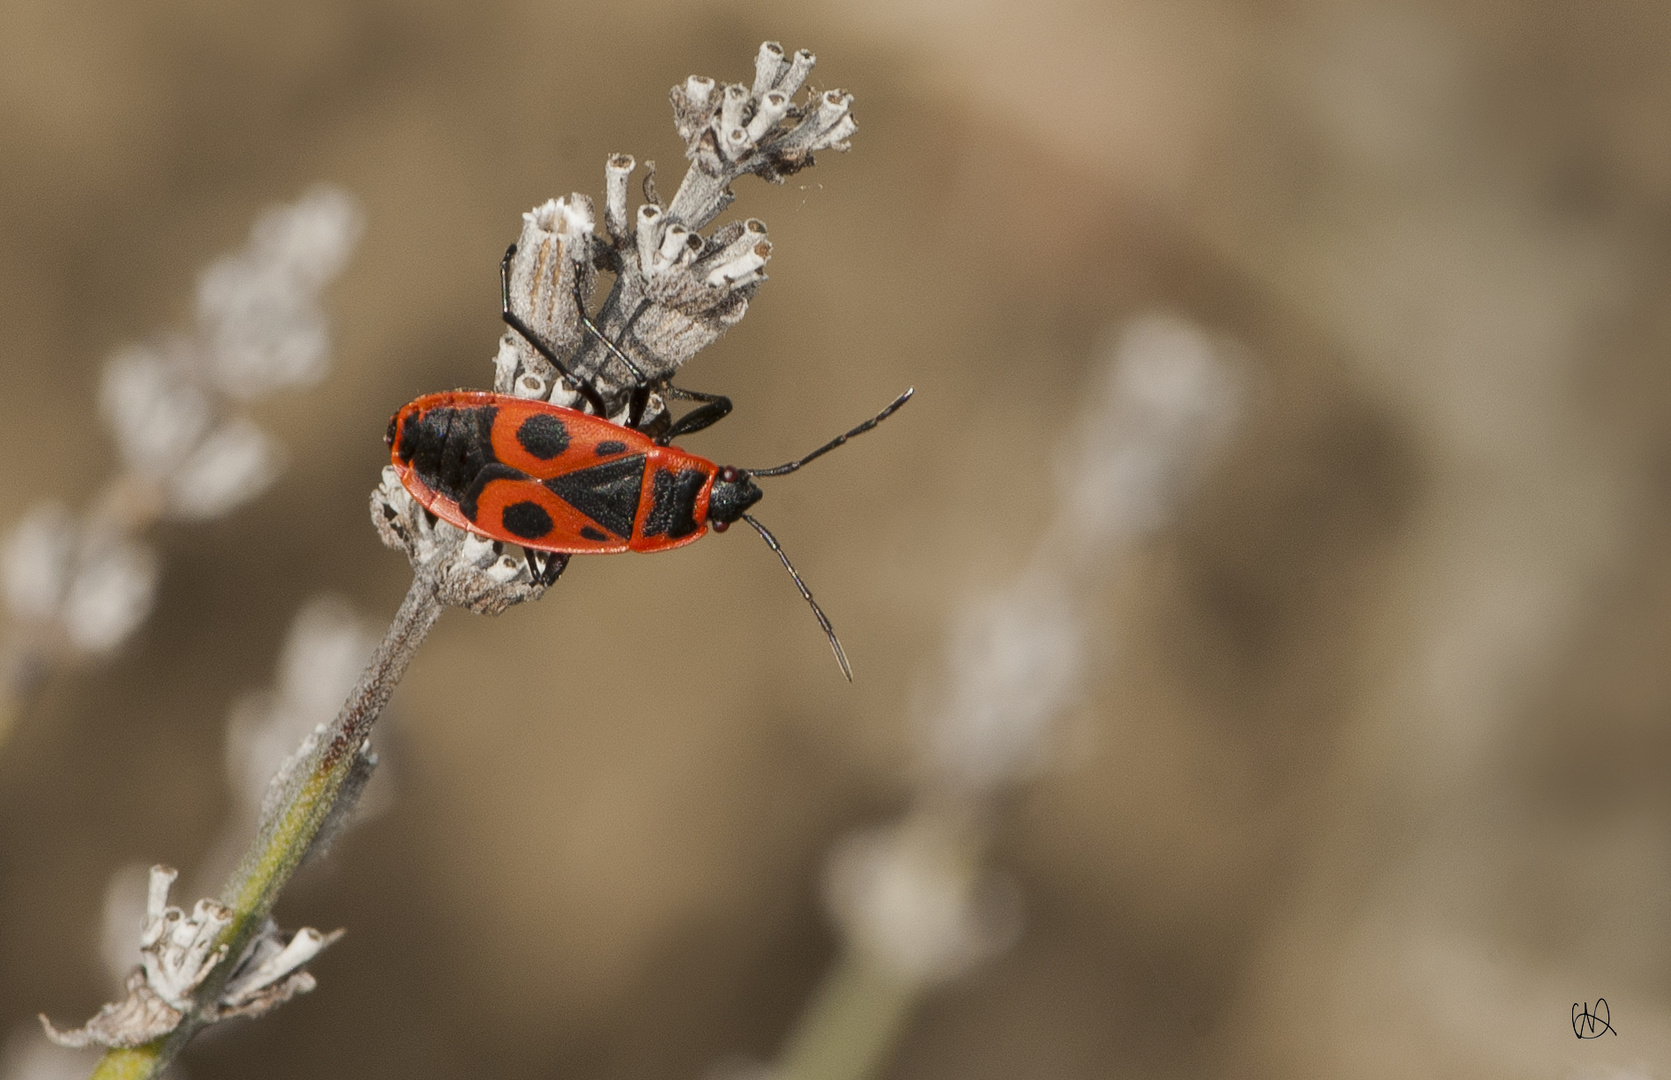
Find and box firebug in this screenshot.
[385,245,911,678]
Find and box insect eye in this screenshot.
[720,466,739,483]
[712,519,729,533]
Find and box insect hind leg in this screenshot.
[505,246,730,444]
[570,280,651,391]
[564,281,674,430]
[565,292,717,438]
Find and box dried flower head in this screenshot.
[41,866,340,1049]
[104,185,361,518]
[668,42,854,227]
[383,43,856,615]
[1055,315,1240,549]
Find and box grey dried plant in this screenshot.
[0,186,363,750]
[50,41,857,1080]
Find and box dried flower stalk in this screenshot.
[59,574,435,1078]
[65,41,856,1080]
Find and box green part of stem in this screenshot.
[87,573,445,1080]
[775,949,923,1080]
[87,1045,163,1080]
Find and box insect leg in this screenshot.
[570,280,650,389]
[657,385,734,444]
[500,245,609,417]
[626,384,653,430]
[529,549,570,586]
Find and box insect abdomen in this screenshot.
[397,402,500,504]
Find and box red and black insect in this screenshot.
[385,244,911,678]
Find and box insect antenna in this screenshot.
[742,514,852,681]
[747,388,914,477]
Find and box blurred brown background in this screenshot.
[3,0,1671,1077]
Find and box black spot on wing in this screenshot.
[516,412,570,459]
[595,440,627,457]
[544,454,647,538]
[579,526,609,542]
[502,500,555,540]
[642,468,706,539]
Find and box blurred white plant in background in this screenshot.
[0,187,361,745]
[770,314,1240,1080]
[202,594,384,889]
[0,1027,92,1080]
[922,314,1238,795]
